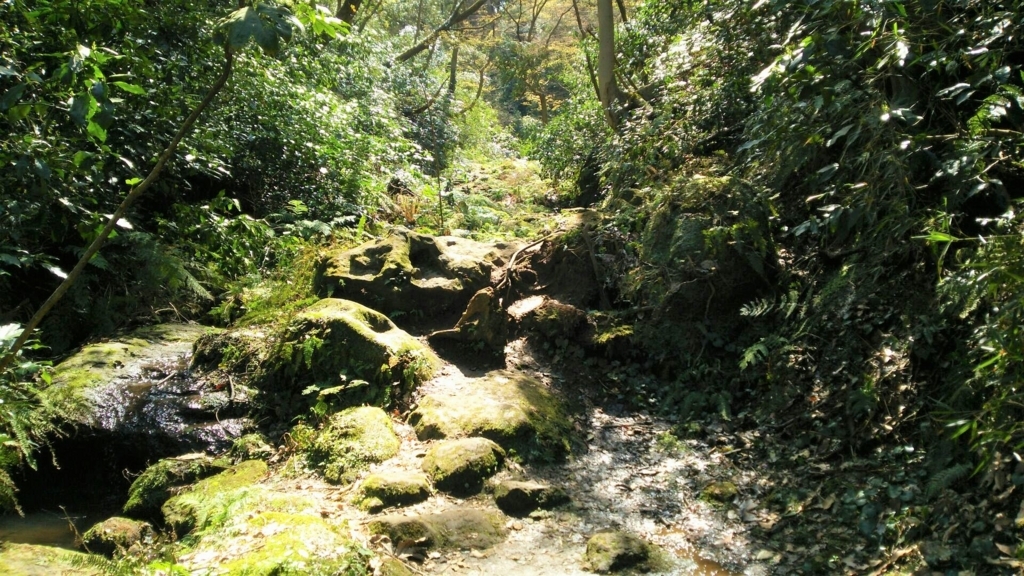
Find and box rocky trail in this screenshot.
[0,217,774,575]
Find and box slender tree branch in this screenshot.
[0,46,235,372]
[395,0,487,63]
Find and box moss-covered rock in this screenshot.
[367,509,506,550]
[354,472,431,512]
[492,480,569,516]
[123,454,229,520]
[204,512,357,576]
[583,530,655,573]
[51,324,214,396]
[378,557,416,576]
[259,299,440,420]
[408,370,572,462]
[0,542,100,575]
[421,438,504,496]
[701,481,738,505]
[80,517,152,557]
[176,490,363,576]
[45,324,243,455]
[315,228,515,318]
[162,460,268,535]
[229,433,274,462]
[306,406,401,484]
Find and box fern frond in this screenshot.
[926,463,971,497]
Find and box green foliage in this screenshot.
[0,323,84,512]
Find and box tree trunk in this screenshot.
[597,0,620,129]
[336,0,363,24]
[448,44,459,94]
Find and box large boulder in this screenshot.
[47,324,246,456]
[367,509,506,550]
[314,228,515,319]
[408,370,573,462]
[193,300,440,422]
[123,454,229,520]
[421,438,504,496]
[167,480,359,575]
[304,406,401,485]
[212,299,440,421]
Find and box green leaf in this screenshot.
[126,177,143,185]
[7,104,31,121]
[112,81,146,95]
[0,83,27,111]
[916,231,956,243]
[87,120,108,142]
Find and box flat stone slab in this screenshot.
[367,509,507,550]
[408,370,572,462]
[422,438,504,496]
[354,471,431,512]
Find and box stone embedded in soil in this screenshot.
[701,480,738,504]
[123,453,229,520]
[315,227,514,317]
[408,370,572,462]
[492,480,569,516]
[306,406,401,485]
[367,509,507,550]
[422,438,505,496]
[584,530,654,573]
[80,516,152,557]
[0,542,100,575]
[162,460,268,535]
[354,472,431,512]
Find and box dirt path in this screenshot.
[325,334,772,576]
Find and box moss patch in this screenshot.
[367,509,506,550]
[701,481,738,505]
[162,460,268,535]
[421,438,504,496]
[258,299,440,420]
[0,543,101,576]
[306,407,401,485]
[81,517,152,557]
[315,228,513,318]
[354,472,431,512]
[123,454,229,520]
[584,530,669,573]
[408,370,572,462]
[48,324,216,421]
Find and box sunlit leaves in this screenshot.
[214,4,304,56]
